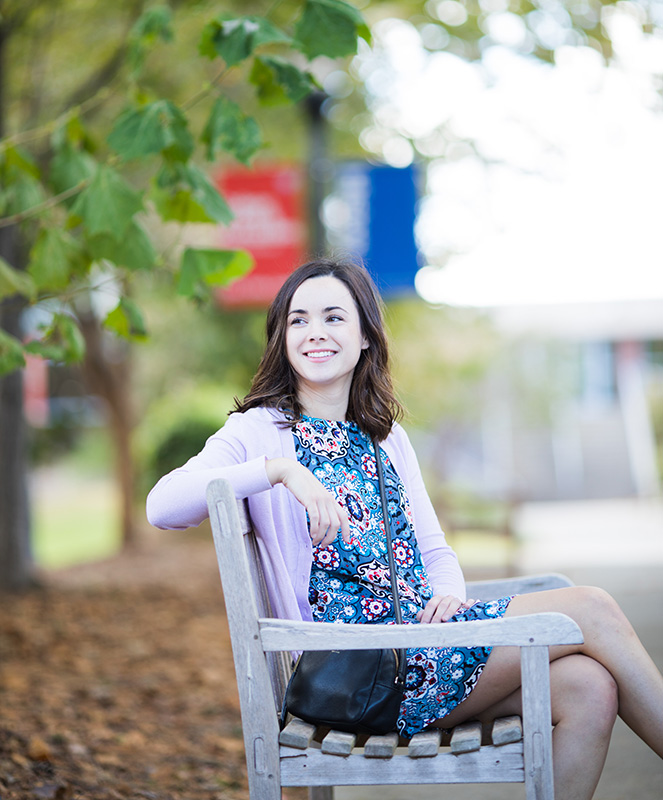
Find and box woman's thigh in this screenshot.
[431,588,589,728]
[435,652,618,730]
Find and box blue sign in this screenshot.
[327,162,420,297]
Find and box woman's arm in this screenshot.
[387,425,467,600]
[266,458,350,546]
[147,412,349,539]
[146,441,272,529]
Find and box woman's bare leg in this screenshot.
[435,586,663,756]
[438,654,618,800]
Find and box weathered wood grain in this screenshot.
[364,732,399,758]
[279,744,526,785]
[492,715,523,746]
[450,722,482,754]
[321,730,357,756]
[408,729,441,758]
[279,718,316,750]
[259,612,583,652]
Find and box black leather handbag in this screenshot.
[283,439,407,735]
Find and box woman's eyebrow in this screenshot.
[287,305,346,316]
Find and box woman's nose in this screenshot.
[307,320,327,340]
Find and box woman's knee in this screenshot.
[573,585,620,614]
[551,654,618,730]
[569,584,632,634]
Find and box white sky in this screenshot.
[356,8,663,307]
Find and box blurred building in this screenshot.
[434,298,663,502]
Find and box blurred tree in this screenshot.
[1,0,659,591]
[386,298,499,427]
[0,0,369,589]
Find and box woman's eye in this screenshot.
[290,317,306,325]
[327,314,343,323]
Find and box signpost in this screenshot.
[215,165,308,307]
[214,161,419,307]
[326,162,420,297]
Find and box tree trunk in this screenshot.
[0,228,35,591]
[0,22,36,592]
[79,312,138,547]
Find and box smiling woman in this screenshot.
[146,257,663,798]
[284,276,369,421]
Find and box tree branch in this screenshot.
[0,181,89,229]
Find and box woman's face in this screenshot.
[285,275,368,406]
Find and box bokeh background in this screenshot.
[1,2,662,798]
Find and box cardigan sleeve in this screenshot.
[146,414,273,530]
[389,425,467,601]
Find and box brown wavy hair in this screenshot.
[234,258,402,441]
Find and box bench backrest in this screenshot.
[215,491,291,711]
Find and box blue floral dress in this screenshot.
[293,416,512,737]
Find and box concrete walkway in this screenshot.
[338,498,663,800]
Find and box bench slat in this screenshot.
[321,730,357,756]
[279,718,316,750]
[408,729,442,758]
[450,721,482,754]
[492,715,523,746]
[364,732,399,758]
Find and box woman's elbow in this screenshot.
[146,488,183,530]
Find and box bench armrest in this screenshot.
[259,611,582,652]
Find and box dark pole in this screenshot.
[0,21,35,591]
[305,91,331,256]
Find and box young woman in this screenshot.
[147,258,663,799]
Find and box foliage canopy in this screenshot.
[0,0,369,375]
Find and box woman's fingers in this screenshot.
[312,503,350,547]
[417,595,466,623]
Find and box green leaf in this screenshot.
[28,228,86,291]
[24,313,85,364]
[70,164,143,238]
[50,142,97,197]
[155,163,233,225]
[0,147,44,216]
[1,173,45,218]
[293,0,369,59]
[128,6,174,75]
[0,330,26,376]
[87,220,156,270]
[107,100,193,162]
[0,145,40,180]
[250,56,317,106]
[0,257,37,301]
[177,248,253,300]
[51,115,96,154]
[201,97,262,164]
[199,15,291,65]
[104,297,148,340]
[151,186,213,224]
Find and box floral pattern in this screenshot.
[293,416,512,738]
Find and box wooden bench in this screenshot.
[206,477,583,800]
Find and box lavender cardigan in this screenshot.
[146,406,466,622]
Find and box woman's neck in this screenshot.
[297,386,349,422]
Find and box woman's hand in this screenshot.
[266,458,350,547]
[417,595,477,624]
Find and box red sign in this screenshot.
[215,165,308,307]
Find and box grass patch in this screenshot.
[31,427,122,569]
[32,474,121,569]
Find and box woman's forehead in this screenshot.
[288,276,355,311]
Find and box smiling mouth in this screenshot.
[305,350,336,359]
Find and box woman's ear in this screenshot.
[361,337,369,350]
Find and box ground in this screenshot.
[0,528,254,800]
